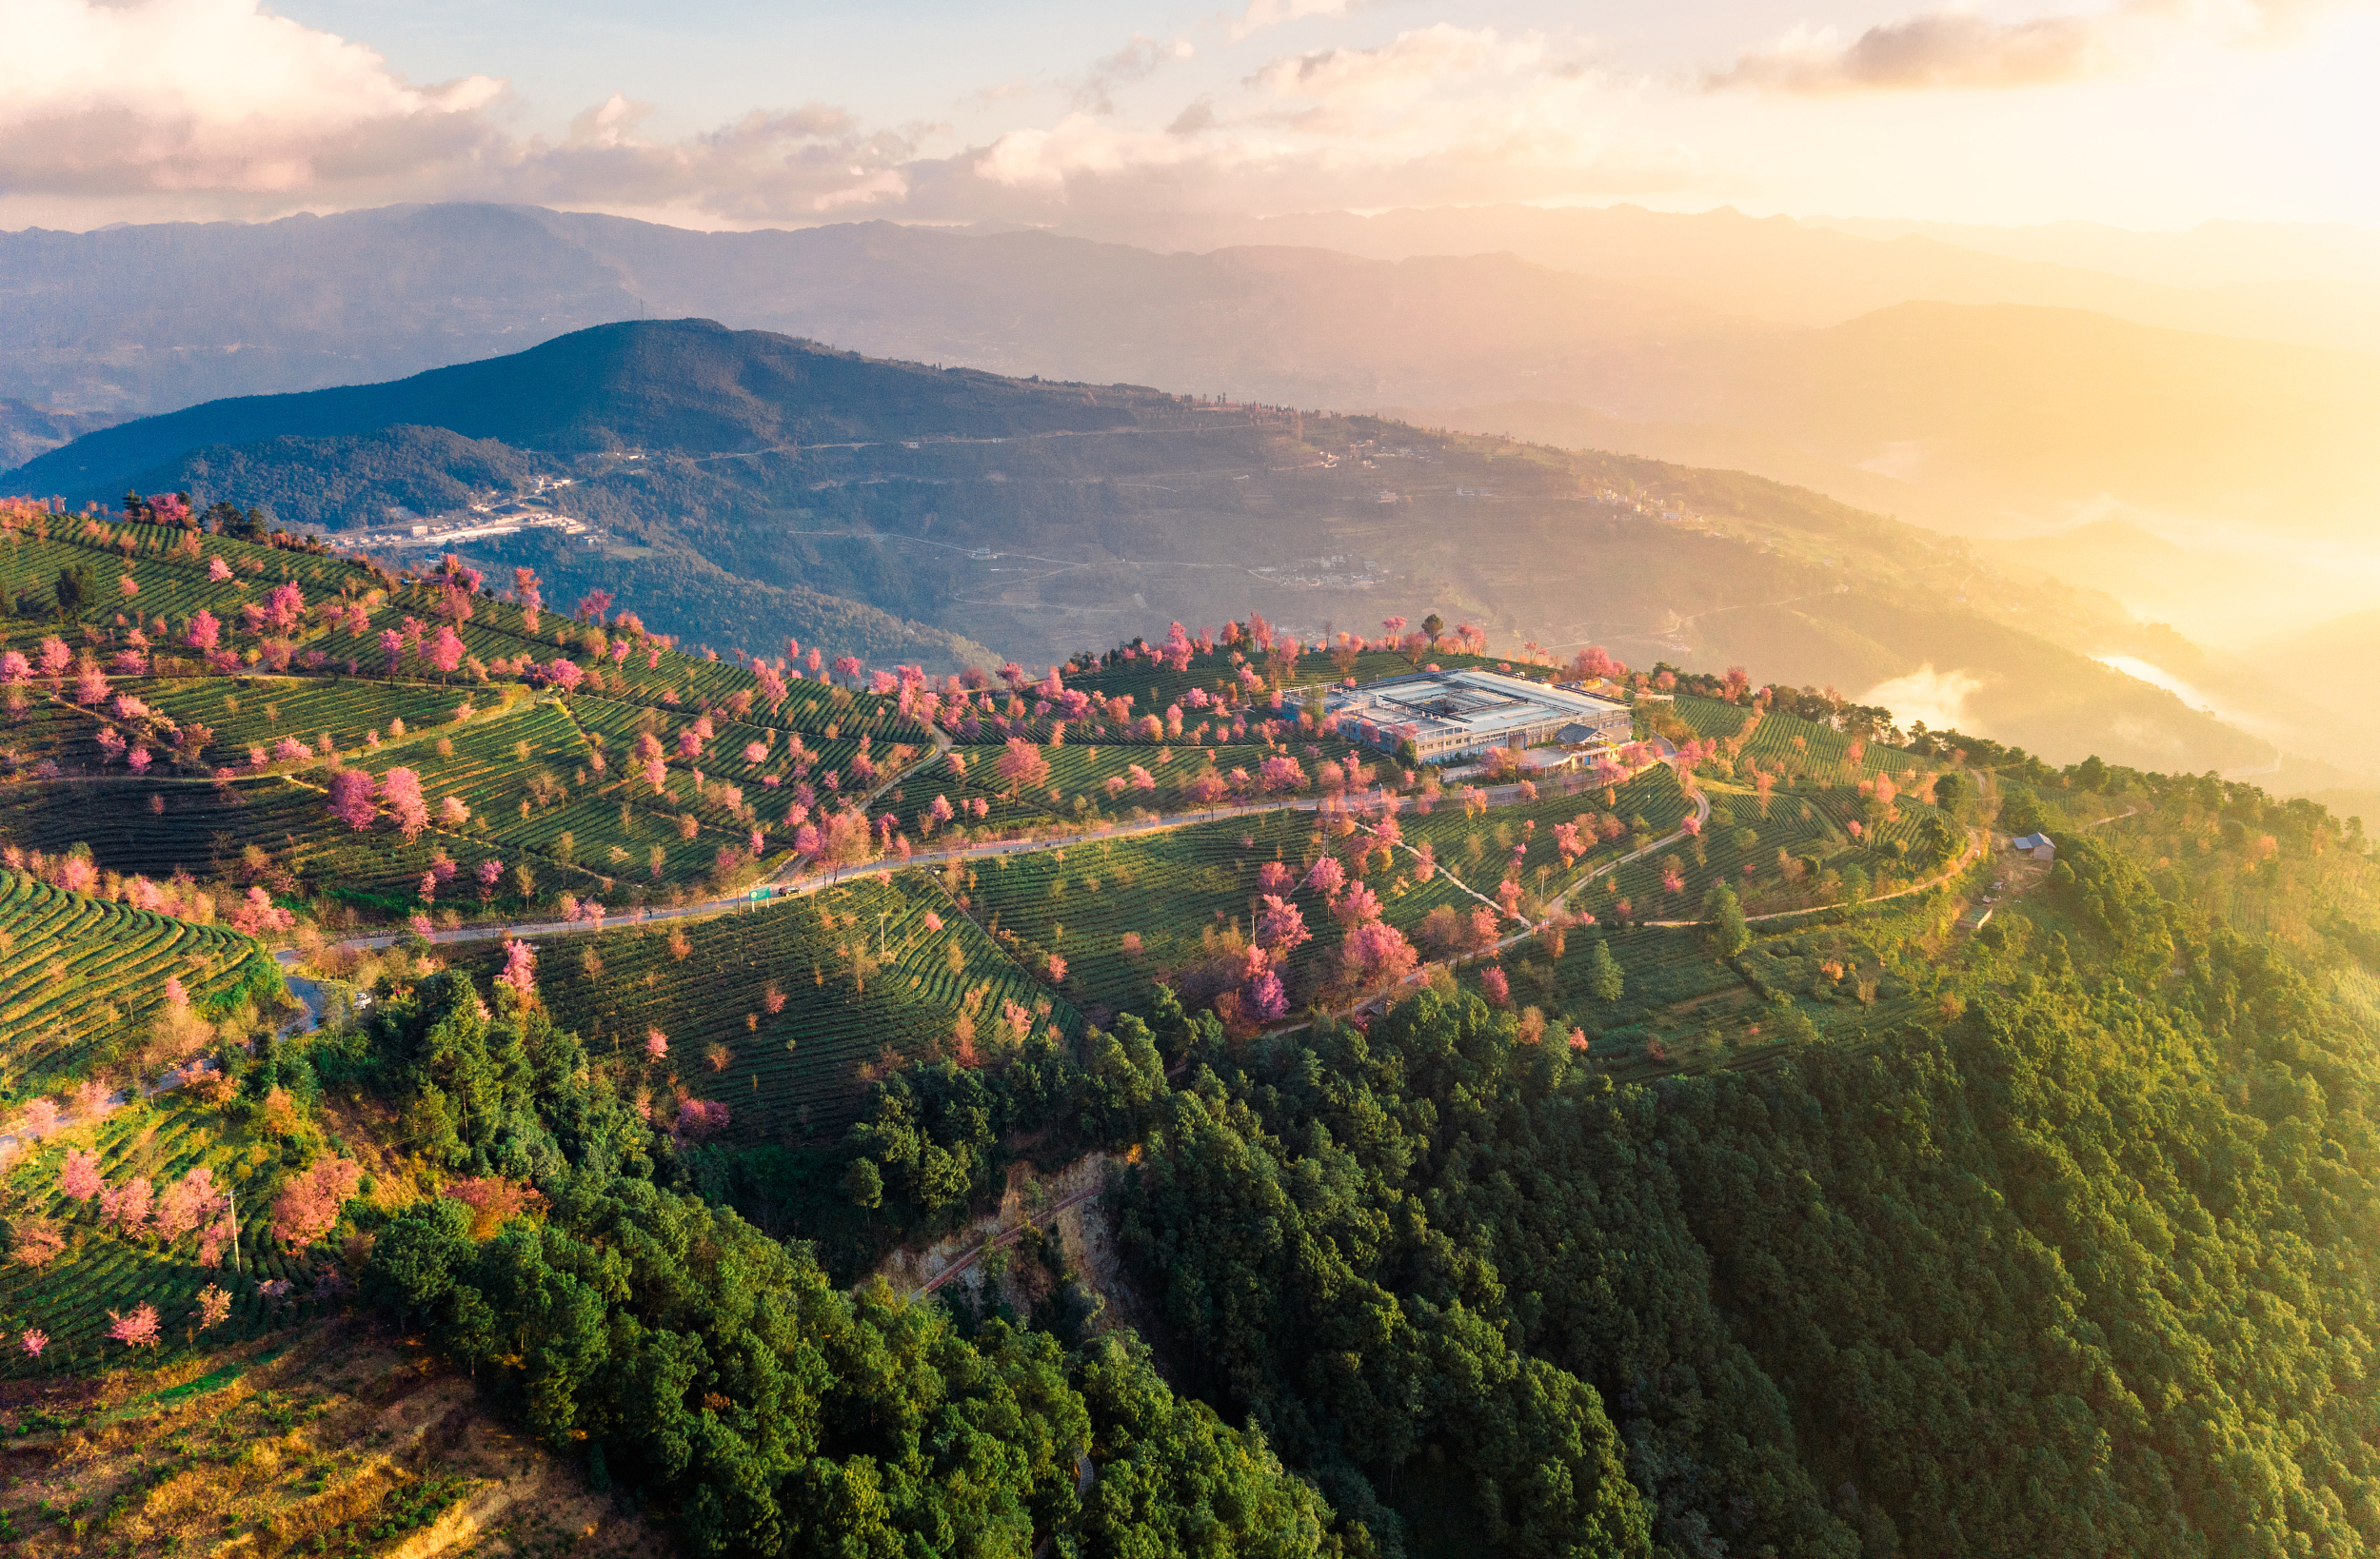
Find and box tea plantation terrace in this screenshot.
[1326,667,1631,762]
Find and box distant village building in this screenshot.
[1325,668,1631,763]
[2009,832,2056,861]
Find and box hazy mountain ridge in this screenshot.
[0,205,643,417]
[0,395,120,473]
[10,205,2374,562]
[1158,202,2380,351]
[16,317,2271,774]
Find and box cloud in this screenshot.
[967,27,1696,221]
[1074,34,1197,115]
[0,3,1702,231]
[1860,664,1987,734]
[0,0,504,196]
[1707,0,2337,93]
[0,0,925,225]
[503,106,919,223]
[1226,0,1368,44]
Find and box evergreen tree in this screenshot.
[1586,938,1625,1002]
[1705,883,1750,957]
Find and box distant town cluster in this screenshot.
[345,476,602,552]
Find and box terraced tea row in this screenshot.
[0,874,263,1085]
[0,1099,311,1372]
[446,875,1076,1134]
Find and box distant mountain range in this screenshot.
[6,316,2280,776]
[1105,202,2380,350]
[0,396,118,473]
[8,203,2376,564]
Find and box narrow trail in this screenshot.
[1633,821,1987,929]
[276,735,1995,1061]
[290,751,1538,958]
[1304,790,2004,1031]
[1301,782,1715,1030]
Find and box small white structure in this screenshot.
[1325,667,1631,763]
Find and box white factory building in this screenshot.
[1325,668,1633,762]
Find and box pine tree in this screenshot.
[1706,884,1751,958]
[1586,939,1624,1002]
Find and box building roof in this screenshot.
[1324,668,1628,751]
[2010,832,2054,853]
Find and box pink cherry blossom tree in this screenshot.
[996,739,1050,797]
[1338,920,1418,991]
[264,582,305,632]
[1257,754,1307,794]
[327,769,376,830]
[101,1175,154,1236]
[153,1167,228,1243]
[107,1304,162,1349]
[379,768,429,841]
[1254,894,1312,953]
[1333,882,1382,926]
[428,624,465,678]
[496,937,537,1006]
[270,1157,364,1249]
[514,567,544,632]
[60,1147,104,1201]
[1240,948,1287,1022]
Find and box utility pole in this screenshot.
[228,1186,240,1273]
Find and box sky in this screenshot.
[2,0,2375,233]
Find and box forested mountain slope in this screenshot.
[9,318,1150,500]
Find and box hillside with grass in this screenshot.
[1,493,2375,1559]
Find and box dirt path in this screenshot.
[1299,794,2008,1031]
[288,761,1600,961]
[1286,780,1715,1030]
[1634,822,1987,928]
